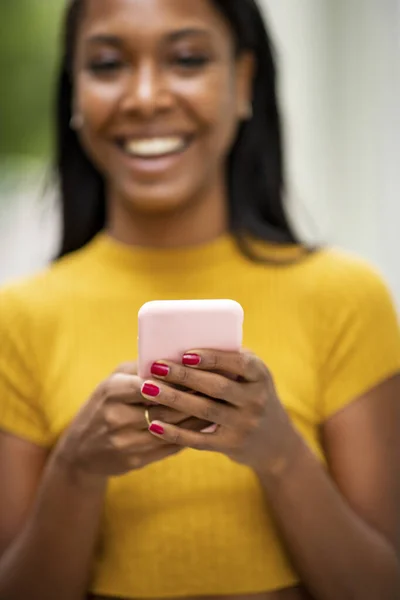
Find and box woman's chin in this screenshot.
[116,183,195,217]
[121,193,190,217]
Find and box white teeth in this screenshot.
[124,137,186,158]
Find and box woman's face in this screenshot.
[73,0,253,215]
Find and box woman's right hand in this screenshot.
[56,363,209,479]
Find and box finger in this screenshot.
[178,416,215,432]
[145,404,207,427]
[98,373,144,405]
[110,430,165,454]
[111,361,138,376]
[148,421,219,452]
[141,381,235,426]
[150,362,243,407]
[182,350,263,383]
[104,401,209,434]
[104,403,145,431]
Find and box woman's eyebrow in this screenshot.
[166,28,212,42]
[85,27,212,49]
[86,34,122,47]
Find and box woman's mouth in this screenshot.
[114,134,194,177]
[118,136,191,159]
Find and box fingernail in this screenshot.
[142,383,160,398]
[201,424,218,434]
[182,354,201,366]
[151,363,170,377]
[149,423,164,435]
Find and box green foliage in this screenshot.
[0,0,65,158]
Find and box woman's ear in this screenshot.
[236,51,256,121]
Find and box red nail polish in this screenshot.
[149,423,164,435]
[151,363,170,377]
[142,383,160,398]
[182,354,201,366]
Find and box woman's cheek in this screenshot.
[172,71,233,123]
[78,79,124,126]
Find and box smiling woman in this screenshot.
[0,1,400,600]
[58,0,296,256]
[73,2,242,218]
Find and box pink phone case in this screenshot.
[138,299,244,378]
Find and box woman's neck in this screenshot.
[106,182,229,249]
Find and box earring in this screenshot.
[70,113,84,130]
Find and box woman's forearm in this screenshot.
[256,428,400,600]
[0,449,106,600]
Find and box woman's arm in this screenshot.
[0,431,106,600]
[256,375,400,600]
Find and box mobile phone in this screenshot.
[138,299,244,378]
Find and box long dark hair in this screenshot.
[56,0,302,259]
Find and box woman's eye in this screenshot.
[87,59,123,75]
[173,55,211,70]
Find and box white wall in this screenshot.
[262,0,400,300]
[333,0,400,300]
[0,164,58,282]
[261,0,334,242]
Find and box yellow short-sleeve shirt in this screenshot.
[0,234,399,598]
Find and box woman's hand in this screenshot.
[56,362,212,480]
[142,351,299,474]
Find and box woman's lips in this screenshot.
[115,135,194,176]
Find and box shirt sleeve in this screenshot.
[0,286,51,447]
[319,258,400,421]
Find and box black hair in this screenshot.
[56,0,303,259]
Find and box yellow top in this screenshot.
[1,233,400,598]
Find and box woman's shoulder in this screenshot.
[0,270,52,324]
[303,247,400,420]
[0,247,93,325]
[303,246,397,314]
[308,245,385,279]
[0,254,92,448]
[250,240,396,315]
[249,239,389,291]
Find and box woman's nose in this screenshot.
[121,61,172,118]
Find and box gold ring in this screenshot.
[144,408,152,428]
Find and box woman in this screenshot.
[0,0,399,599]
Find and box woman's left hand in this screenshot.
[141,350,298,473]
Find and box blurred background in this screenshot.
[1,1,400,300]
